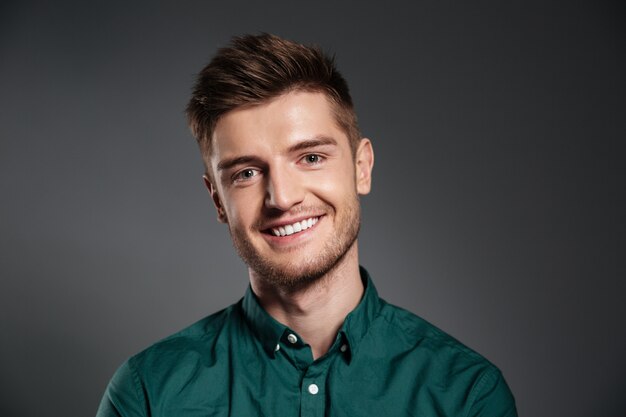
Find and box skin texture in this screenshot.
[204,91,374,358]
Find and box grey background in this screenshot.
[1,1,624,416]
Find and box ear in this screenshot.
[203,174,228,223]
[355,138,374,195]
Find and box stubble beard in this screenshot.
[228,196,361,291]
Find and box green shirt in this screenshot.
[97,268,517,417]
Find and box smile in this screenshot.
[270,217,319,237]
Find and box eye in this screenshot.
[302,154,324,164]
[233,168,259,182]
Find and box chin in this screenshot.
[234,226,359,291]
[256,259,342,290]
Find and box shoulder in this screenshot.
[371,300,517,415]
[96,303,242,417]
[380,299,484,355]
[376,299,501,379]
[129,301,241,370]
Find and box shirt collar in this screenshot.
[241,266,383,360]
[338,266,383,356]
[241,283,286,358]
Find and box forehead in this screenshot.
[210,91,348,160]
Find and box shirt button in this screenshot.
[287,333,298,344]
[340,344,347,353]
[308,383,319,395]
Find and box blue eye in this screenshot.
[234,168,259,182]
[303,154,323,164]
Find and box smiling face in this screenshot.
[206,91,374,289]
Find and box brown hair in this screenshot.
[186,33,361,165]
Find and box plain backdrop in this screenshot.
[1,1,625,416]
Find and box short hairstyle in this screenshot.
[186,33,361,168]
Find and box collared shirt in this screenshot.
[97,268,517,417]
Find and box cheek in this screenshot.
[224,189,264,224]
[307,163,356,199]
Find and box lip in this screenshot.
[261,215,324,246]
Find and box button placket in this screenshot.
[300,376,323,417]
[299,357,333,417]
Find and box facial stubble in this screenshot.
[228,195,361,291]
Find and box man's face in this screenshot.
[206,91,373,288]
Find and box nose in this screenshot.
[264,167,305,211]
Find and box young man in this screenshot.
[97,34,517,417]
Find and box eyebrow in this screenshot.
[216,136,338,172]
[217,156,261,172]
[286,136,338,153]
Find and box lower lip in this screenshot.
[262,217,323,246]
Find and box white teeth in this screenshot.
[270,217,319,237]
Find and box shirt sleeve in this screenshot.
[96,359,148,417]
[466,367,518,417]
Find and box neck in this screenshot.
[250,242,364,360]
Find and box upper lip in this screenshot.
[261,214,323,231]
